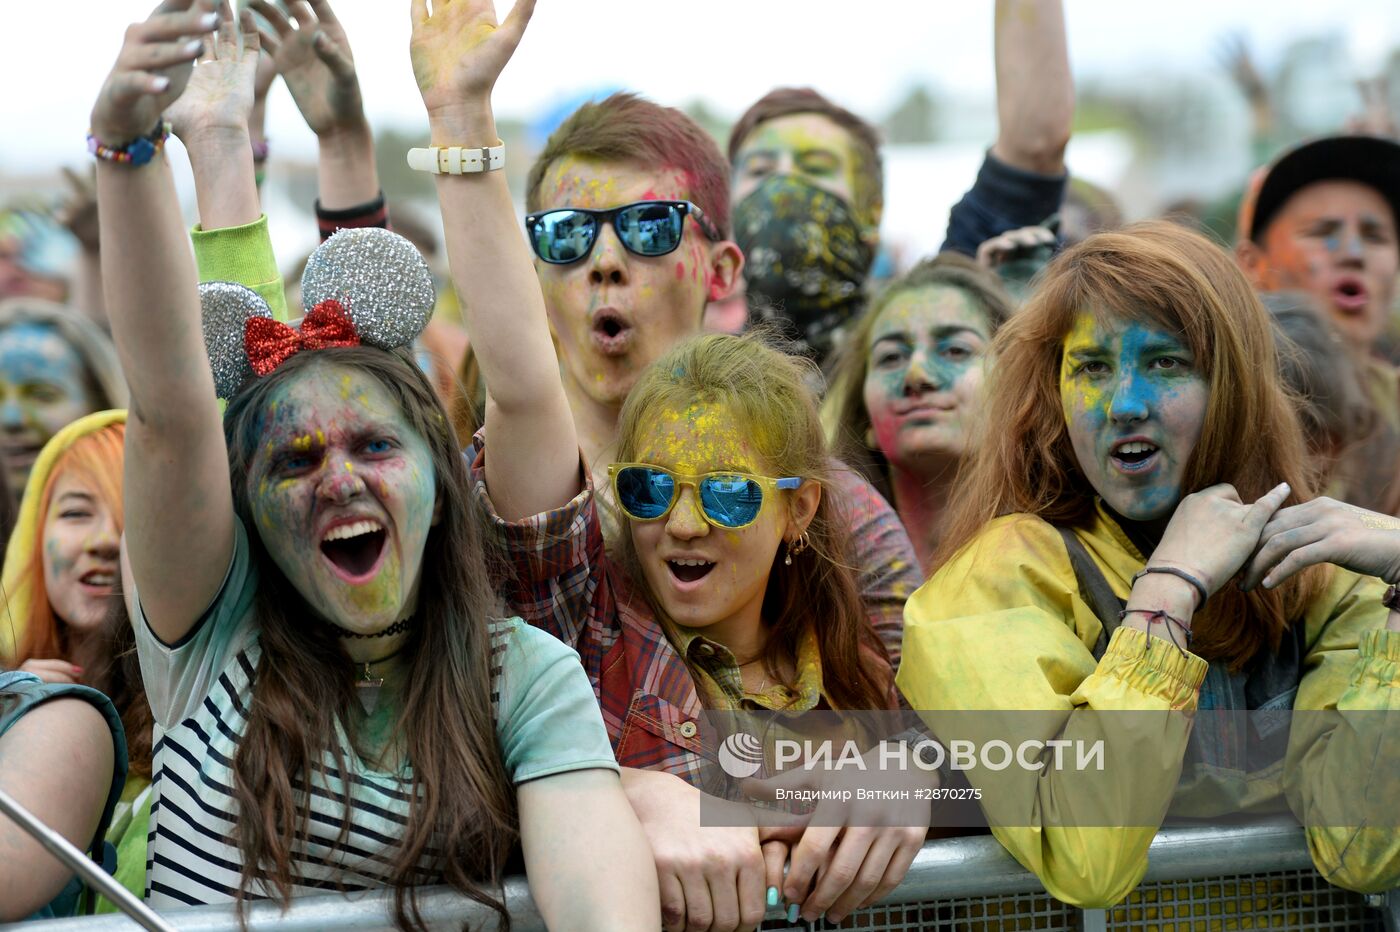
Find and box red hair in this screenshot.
[11,423,125,662]
[526,92,733,237]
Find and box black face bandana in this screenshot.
[734,175,874,362]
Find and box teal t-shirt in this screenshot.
[0,670,128,920]
[131,519,619,905]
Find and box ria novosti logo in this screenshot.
[718,732,765,778]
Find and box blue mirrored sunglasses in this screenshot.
[608,464,802,530]
[525,200,720,265]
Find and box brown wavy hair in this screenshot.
[823,252,1015,506]
[614,332,895,710]
[222,348,515,931]
[935,221,1329,671]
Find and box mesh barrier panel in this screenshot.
[1108,868,1384,930]
[758,867,1381,931]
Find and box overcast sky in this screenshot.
[2,0,1397,174]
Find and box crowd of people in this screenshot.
[2,0,1400,929]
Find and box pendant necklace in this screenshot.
[337,615,415,714]
[355,649,405,715]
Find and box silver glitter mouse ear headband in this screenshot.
[200,228,436,399]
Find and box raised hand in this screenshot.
[409,0,536,121]
[166,4,262,144]
[250,0,365,138]
[1147,483,1292,599]
[90,0,219,145]
[54,167,100,254]
[1242,497,1400,591]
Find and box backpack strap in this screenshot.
[1056,527,1127,660]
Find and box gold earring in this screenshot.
[785,531,810,566]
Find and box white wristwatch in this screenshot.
[406,143,505,174]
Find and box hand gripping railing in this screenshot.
[10,819,1398,931]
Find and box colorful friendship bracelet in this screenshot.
[251,138,270,163]
[87,120,170,167]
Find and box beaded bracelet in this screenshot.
[251,138,270,163]
[87,120,170,167]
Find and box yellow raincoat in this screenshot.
[898,500,1400,907]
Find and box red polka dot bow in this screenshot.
[243,299,361,377]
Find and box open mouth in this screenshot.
[591,309,634,354]
[79,569,116,590]
[320,519,388,581]
[1333,279,1369,312]
[667,558,715,584]
[1111,440,1159,472]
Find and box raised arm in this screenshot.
[92,0,235,643]
[166,3,262,231]
[251,0,380,212]
[990,0,1074,175]
[410,0,578,521]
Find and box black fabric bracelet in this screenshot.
[1131,565,1208,610]
[314,190,386,222]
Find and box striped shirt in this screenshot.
[132,520,618,907]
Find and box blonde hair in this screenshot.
[615,332,894,710]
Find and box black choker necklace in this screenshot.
[334,615,414,640]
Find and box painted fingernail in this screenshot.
[767,886,779,908]
[185,39,204,53]
[151,75,170,91]
[201,12,219,28]
[787,903,799,922]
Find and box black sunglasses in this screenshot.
[524,200,721,265]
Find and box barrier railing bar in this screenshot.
[6,820,1333,932]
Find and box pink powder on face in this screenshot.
[675,261,685,281]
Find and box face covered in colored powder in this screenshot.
[1060,313,1209,523]
[246,362,437,634]
[0,322,99,497]
[533,158,735,412]
[732,114,866,227]
[1257,181,1399,350]
[42,471,120,633]
[627,400,814,645]
[863,285,991,467]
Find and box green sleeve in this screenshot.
[94,779,153,913]
[191,214,289,322]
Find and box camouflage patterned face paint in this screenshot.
[1060,313,1208,522]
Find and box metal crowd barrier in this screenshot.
[14,820,1400,931]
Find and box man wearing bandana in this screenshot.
[728,89,883,366]
[727,0,1073,367]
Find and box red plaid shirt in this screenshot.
[470,433,920,786]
